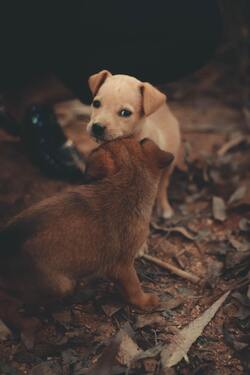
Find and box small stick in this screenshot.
[217,135,244,156]
[142,254,200,284]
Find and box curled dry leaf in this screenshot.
[79,326,139,375]
[161,296,185,310]
[239,218,250,232]
[101,303,123,317]
[228,185,247,205]
[0,319,11,341]
[161,291,230,369]
[133,346,165,373]
[85,332,123,375]
[229,238,250,252]
[135,314,166,329]
[212,196,227,222]
[151,223,196,241]
[135,344,163,362]
[230,182,250,208]
[116,331,142,367]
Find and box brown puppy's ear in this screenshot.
[84,148,117,182]
[140,83,166,116]
[140,138,174,169]
[88,70,112,96]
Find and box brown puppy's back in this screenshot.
[0,137,173,308]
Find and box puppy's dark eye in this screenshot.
[119,109,132,117]
[93,99,101,108]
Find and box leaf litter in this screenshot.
[160,291,230,369]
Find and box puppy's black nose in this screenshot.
[92,123,105,138]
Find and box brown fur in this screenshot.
[0,137,173,341]
[87,70,181,219]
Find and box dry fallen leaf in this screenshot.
[229,182,250,208]
[85,332,123,375]
[0,319,11,341]
[101,303,123,317]
[116,331,142,367]
[135,314,166,329]
[229,238,250,252]
[212,196,227,222]
[161,291,230,369]
[228,185,247,205]
[239,218,250,232]
[79,326,139,375]
[151,223,196,241]
[135,344,163,362]
[161,297,185,311]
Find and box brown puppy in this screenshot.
[0,137,173,342]
[87,70,181,219]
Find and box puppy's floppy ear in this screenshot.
[84,147,117,182]
[140,138,174,169]
[140,83,166,116]
[88,70,112,96]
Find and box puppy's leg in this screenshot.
[115,265,159,309]
[39,271,76,300]
[136,241,148,258]
[155,166,174,219]
[0,290,41,350]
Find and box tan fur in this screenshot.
[87,71,181,218]
[0,137,173,341]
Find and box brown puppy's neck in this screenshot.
[91,163,159,221]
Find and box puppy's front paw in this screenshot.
[161,206,174,219]
[155,201,174,220]
[136,242,149,258]
[135,293,160,310]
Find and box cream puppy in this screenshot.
[87,70,180,218]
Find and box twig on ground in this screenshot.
[142,254,200,284]
[217,134,245,156]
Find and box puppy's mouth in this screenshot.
[88,122,124,143]
[94,135,106,144]
[92,133,118,144]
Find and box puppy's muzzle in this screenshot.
[91,123,106,139]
